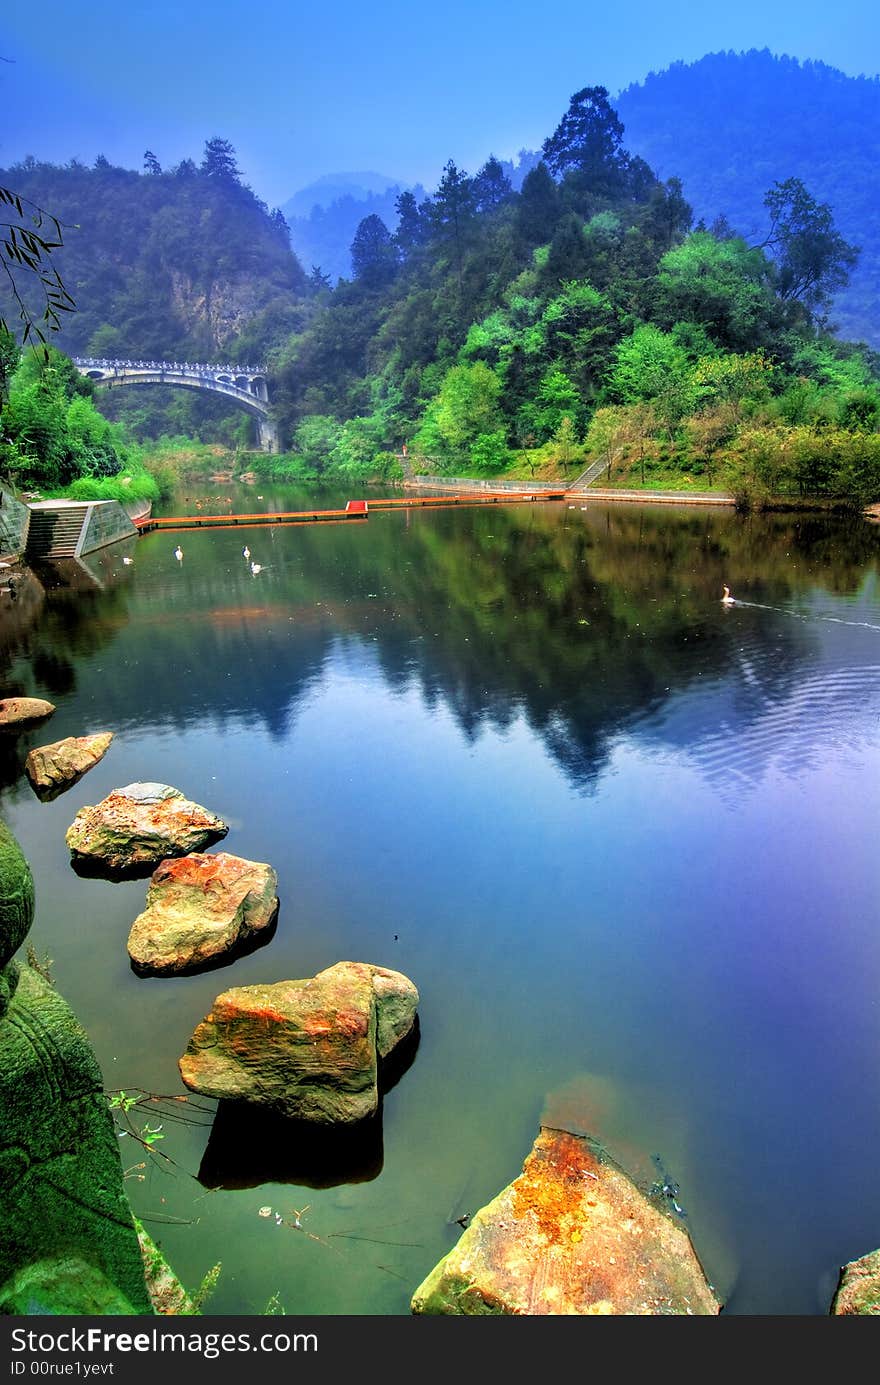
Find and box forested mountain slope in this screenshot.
[615,50,880,346]
[0,141,308,362]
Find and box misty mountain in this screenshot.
[283,182,424,284]
[281,171,404,218]
[283,151,541,284]
[615,49,880,347]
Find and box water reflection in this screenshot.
[197,1022,419,1190]
[10,497,873,797]
[2,492,880,1315]
[199,1104,386,1191]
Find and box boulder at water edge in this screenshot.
[0,816,152,1314]
[179,960,419,1123]
[831,1247,880,1314]
[127,851,279,975]
[25,731,114,800]
[66,782,228,873]
[0,961,153,1315]
[0,696,55,729]
[0,818,35,1019]
[411,1126,720,1315]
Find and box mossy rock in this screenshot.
[0,1257,138,1315]
[0,966,152,1315]
[0,819,35,970]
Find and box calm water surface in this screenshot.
[2,487,880,1316]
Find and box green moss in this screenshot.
[0,820,35,971]
[0,967,153,1314]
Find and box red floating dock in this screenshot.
[134,489,568,535]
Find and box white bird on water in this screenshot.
[123,557,133,565]
[721,585,735,605]
[250,562,263,575]
[243,545,251,560]
[174,545,183,561]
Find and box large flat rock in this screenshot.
[25,732,113,800]
[66,782,228,873]
[179,960,418,1123]
[411,1126,720,1315]
[0,696,55,729]
[127,851,279,975]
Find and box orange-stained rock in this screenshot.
[25,732,113,800]
[411,1127,720,1315]
[127,851,278,975]
[65,782,228,874]
[0,697,55,729]
[831,1248,880,1314]
[179,960,418,1123]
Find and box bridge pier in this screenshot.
[257,416,280,453]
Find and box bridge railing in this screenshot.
[74,357,267,375]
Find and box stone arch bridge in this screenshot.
[73,358,279,453]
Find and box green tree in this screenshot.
[393,190,425,260]
[292,414,342,471]
[201,138,241,182]
[542,87,629,193]
[350,214,398,287]
[759,177,859,312]
[655,232,781,353]
[534,366,581,436]
[425,161,476,287]
[470,428,510,473]
[0,325,20,404]
[551,414,580,468]
[515,162,562,251]
[473,157,513,213]
[608,324,698,431]
[415,362,503,463]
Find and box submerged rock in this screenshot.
[831,1247,880,1315]
[127,851,279,976]
[411,1126,720,1315]
[25,731,114,800]
[179,960,418,1123]
[0,696,55,729]
[66,782,228,873]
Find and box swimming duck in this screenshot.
[721,585,735,605]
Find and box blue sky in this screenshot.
[3,0,880,205]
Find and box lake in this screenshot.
[2,485,880,1316]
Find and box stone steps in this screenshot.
[25,506,90,559]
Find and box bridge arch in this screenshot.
[73,358,279,452]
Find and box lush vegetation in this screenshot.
[0,139,311,452]
[0,338,165,500]
[2,84,880,511]
[616,49,880,349]
[0,140,306,362]
[269,86,879,507]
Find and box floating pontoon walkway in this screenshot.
[134,490,568,534]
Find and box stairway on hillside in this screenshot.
[566,455,611,491]
[25,505,90,559]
